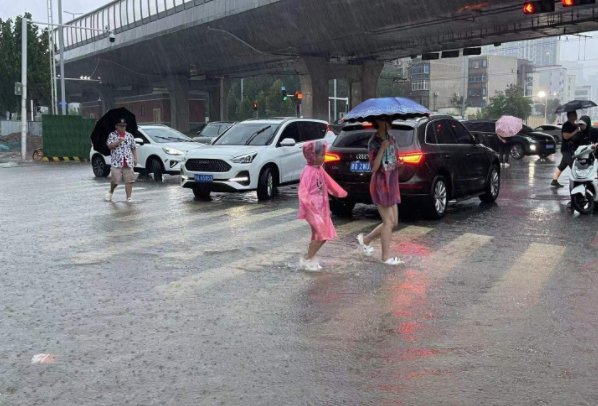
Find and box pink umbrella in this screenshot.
[496,115,523,138]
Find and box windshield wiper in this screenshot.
[245,126,271,145]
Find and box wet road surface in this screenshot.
[1,154,598,405]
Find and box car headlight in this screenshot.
[231,153,257,164]
[162,147,184,156]
[530,145,537,151]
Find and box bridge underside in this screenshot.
[62,0,598,129]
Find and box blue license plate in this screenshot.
[350,161,371,173]
[546,144,554,150]
[194,174,213,183]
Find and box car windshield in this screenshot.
[334,126,415,149]
[214,124,276,146]
[143,127,193,143]
[521,125,534,133]
[199,124,221,137]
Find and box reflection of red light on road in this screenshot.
[397,348,443,362]
[394,242,431,257]
[395,321,424,341]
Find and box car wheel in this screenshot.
[479,165,500,203]
[330,198,355,218]
[92,155,110,177]
[151,158,164,182]
[192,186,211,200]
[424,176,448,220]
[510,143,525,160]
[571,191,595,215]
[257,167,277,201]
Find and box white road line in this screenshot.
[43,203,255,252]
[71,207,298,264]
[155,219,380,298]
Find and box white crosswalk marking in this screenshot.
[162,219,308,260]
[489,242,565,309]
[43,203,258,252]
[425,233,493,274]
[155,220,381,298]
[71,207,298,264]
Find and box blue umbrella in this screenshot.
[343,97,431,123]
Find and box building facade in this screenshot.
[467,55,519,107]
[82,92,208,133]
[408,58,463,111]
[532,66,567,103]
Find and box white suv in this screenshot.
[90,125,205,181]
[181,118,336,200]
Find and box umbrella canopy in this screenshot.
[90,107,138,156]
[496,115,523,138]
[554,100,597,114]
[343,97,430,123]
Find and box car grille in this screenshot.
[186,159,231,172]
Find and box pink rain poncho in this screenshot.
[298,141,348,241]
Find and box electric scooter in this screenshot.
[569,144,598,214]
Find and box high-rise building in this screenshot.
[533,66,568,103]
[483,39,560,68]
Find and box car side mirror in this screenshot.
[279,138,296,147]
[134,138,144,145]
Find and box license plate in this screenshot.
[546,144,554,150]
[194,174,213,183]
[350,161,371,172]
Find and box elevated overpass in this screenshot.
[58,0,598,131]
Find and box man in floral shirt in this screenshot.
[105,118,138,202]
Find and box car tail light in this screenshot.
[362,122,374,128]
[399,151,424,165]
[326,124,331,133]
[324,152,341,163]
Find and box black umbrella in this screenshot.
[554,100,597,114]
[90,107,138,156]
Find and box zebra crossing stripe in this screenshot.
[71,207,298,264]
[155,220,380,297]
[44,204,244,252]
[490,242,565,309]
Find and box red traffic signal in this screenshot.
[562,0,596,6]
[523,0,555,13]
[252,102,258,111]
[295,91,303,100]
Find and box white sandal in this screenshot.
[357,234,374,256]
[383,257,404,266]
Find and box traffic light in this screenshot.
[253,102,258,111]
[562,0,596,6]
[523,0,555,14]
[294,91,302,105]
[282,87,288,101]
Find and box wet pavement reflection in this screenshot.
[1,153,598,405]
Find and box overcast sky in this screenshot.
[2,0,597,67]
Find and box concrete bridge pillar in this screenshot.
[301,57,330,121]
[349,61,384,110]
[167,75,190,134]
[98,86,115,115]
[300,58,383,120]
[208,78,232,122]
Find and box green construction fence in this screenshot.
[42,115,96,158]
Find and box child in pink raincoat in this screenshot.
[298,140,348,271]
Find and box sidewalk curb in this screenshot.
[42,157,89,163]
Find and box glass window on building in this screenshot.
[141,105,146,117]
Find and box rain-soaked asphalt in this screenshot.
[1,154,598,406]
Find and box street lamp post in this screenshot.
[538,91,547,124]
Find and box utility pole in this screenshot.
[58,0,66,115]
[21,18,27,161]
[333,79,338,123]
[240,78,244,100]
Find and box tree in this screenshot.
[377,65,409,98]
[546,99,561,124]
[482,85,533,120]
[450,95,471,116]
[0,14,51,115]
